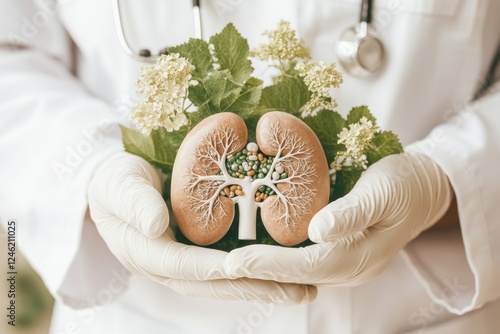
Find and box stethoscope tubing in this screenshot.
[112,0,202,62]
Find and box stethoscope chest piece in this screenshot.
[337,0,384,77]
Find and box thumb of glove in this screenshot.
[88,152,169,238]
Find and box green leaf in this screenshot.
[303,109,346,163]
[365,131,404,165]
[188,70,240,123]
[210,23,253,84]
[188,71,263,127]
[244,113,260,143]
[169,38,213,80]
[255,76,310,115]
[331,168,364,200]
[225,77,263,117]
[346,106,376,125]
[121,125,156,162]
[120,125,187,175]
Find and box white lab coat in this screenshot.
[1,0,499,333]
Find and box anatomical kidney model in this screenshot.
[171,111,330,246]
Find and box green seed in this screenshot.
[258,173,265,179]
[265,188,271,195]
[280,172,288,179]
[269,190,275,196]
[238,169,245,174]
[258,186,266,192]
[242,149,248,154]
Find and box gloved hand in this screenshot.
[88,152,316,303]
[225,150,454,286]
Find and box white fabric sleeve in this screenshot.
[0,0,126,307]
[402,79,500,315]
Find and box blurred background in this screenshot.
[0,229,53,334]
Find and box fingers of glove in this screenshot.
[401,151,454,229]
[225,243,346,285]
[226,237,397,286]
[154,276,317,305]
[96,219,231,281]
[308,154,417,242]
[89,152,169,238]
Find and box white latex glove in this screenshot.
[225,151,454,286]
[88,152,316,303]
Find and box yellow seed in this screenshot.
[223,187,230,196]
[235,190,244,196]
[239,174,245,179]
[258,153,264,161]
[247,170,255,176]
[237,185,242,190]
[255,191,261,196]
[255,196,262,202]
[260,193,266,199]
[230,185,238,192]
[263,193,268,199]
[262,158,267,164]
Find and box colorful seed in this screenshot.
[224,187,230,196]
[247,170,255,176]
[247,142,259,152]
[272,171,280,180]
[235,190,244,196]
[249,155,258,161]
[281,172,288,179]
[275,163,284,173]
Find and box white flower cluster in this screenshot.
[250,20,311,63]
[130,53,198,135]
[331,117,378,171]
[295,61,343,117]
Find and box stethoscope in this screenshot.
[337,0,384,77]
[112,0,202,62]
[112,0,384,77]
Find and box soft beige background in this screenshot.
[0,229,53,334]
